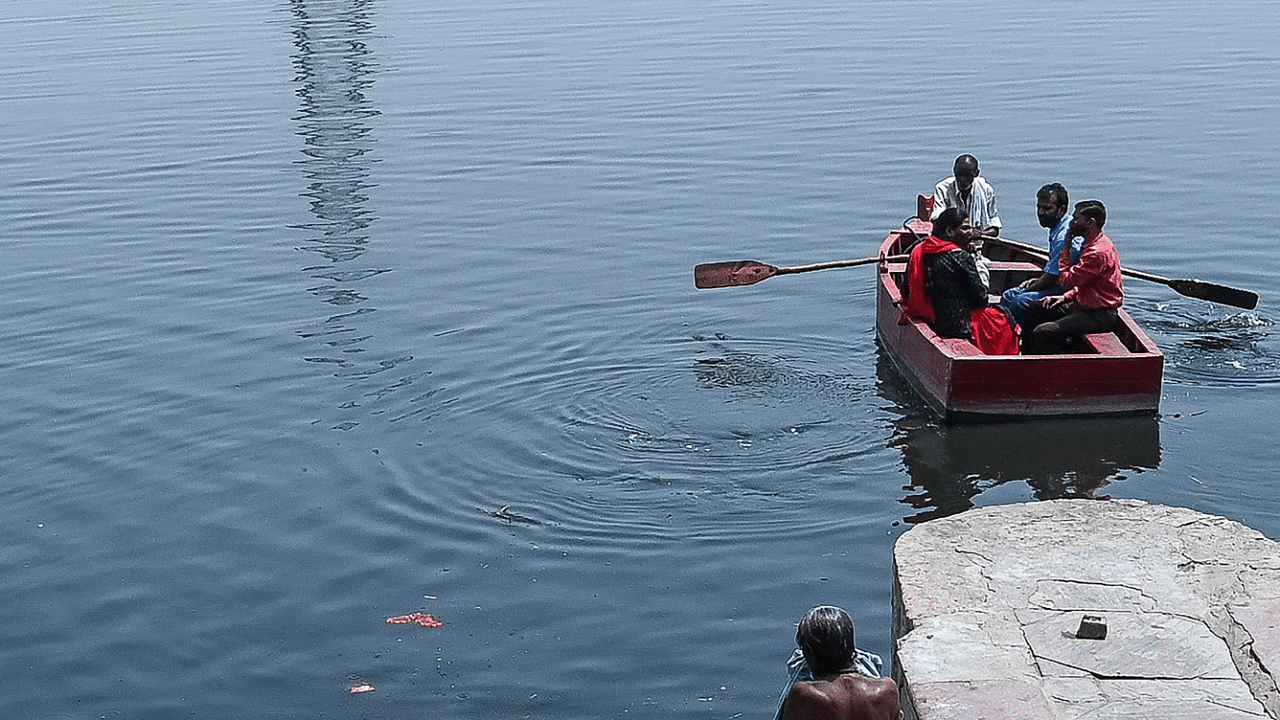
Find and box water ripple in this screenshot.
[1147,305,1280,387]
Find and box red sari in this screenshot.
[970,307,1019,355]
[902,235,1019,355]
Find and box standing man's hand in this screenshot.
[965,226,985,253]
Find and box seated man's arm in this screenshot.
[980,183,1001,236]
[931,181,949,219]
[1021,272,1054,292]
[1058,244,1115,302]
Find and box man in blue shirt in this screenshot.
[999,183,1082,326]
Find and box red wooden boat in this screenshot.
[875,198,1164,421]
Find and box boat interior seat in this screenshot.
[939,331,1129,357]
[1082,332,1130,355]
[985,260,1042,273]
[937,336,985,357]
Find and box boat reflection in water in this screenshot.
[877,354,1162,524]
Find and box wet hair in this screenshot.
[1037,183,1069,211]
[1075,199,1106,228]
[796,606,856,676]
[932,206,967,239]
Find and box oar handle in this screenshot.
[990,235,1179,282]
[776,254,908,275]
[1117,266,1174,285]
[991,234,1188,285]
[988,236,1258,309]
[986,235,1049,260]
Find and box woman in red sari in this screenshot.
[902,207,1018,355]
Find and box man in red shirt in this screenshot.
[1025,200,1123,353]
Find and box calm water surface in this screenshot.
[3,0,1279,717]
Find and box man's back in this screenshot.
[782,674,899,720]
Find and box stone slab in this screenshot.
[1042,677,1267,719]
[1231,597,1280,677]
[1017,609,1240,680]
[892,500,1280,719]
[905,679,1056,720]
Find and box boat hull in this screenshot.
[876,226,1164,421]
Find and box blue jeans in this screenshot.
[1000,283,1063,327]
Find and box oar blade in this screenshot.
[694,260,779,289]
[1166,278,1259,310]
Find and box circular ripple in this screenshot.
[1143,304,1280,387]
[381,312,902,548]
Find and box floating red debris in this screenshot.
[349,682,376,694]
[386,612,443,628]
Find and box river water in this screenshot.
[3,0,1278,718]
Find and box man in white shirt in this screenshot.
[931,153,999,289]
[932,154,1001,238]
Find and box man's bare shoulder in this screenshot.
[784,675,899,720]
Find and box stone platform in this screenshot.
[892,500,1280,719]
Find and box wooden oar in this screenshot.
[987,236,1259,310]
[694,255,908,289]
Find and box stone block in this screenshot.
[893,500,1280,719]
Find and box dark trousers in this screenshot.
[1025,302,1119,354]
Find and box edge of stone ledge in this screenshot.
[891,500,1280,720]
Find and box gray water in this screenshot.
[3,0,1279,717]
